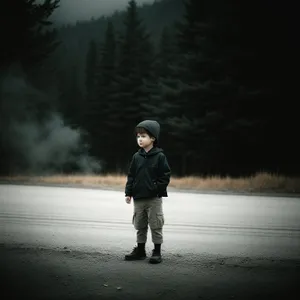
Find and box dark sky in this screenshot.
[52,0,153,23]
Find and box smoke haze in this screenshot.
[0,65,101,175]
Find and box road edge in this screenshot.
[1,180,300,198]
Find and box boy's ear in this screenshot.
[151,137,155,141]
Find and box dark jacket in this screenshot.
[125,147,171,200]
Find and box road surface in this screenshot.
[1,184,300,299]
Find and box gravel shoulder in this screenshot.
[2,243,300,300]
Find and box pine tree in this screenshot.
[141,25,181,146]
[163,0,250,175]
[84,21,117,170]
[103,0,155,171]
[171,0,294,176]
[99,21,117,89]
[118,0,154,79]
[85,39,97,103]
[58,65,83,128]
[0,0,61,175]
[1,0,60,71]
[155,26,177,78]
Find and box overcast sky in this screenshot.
[52,0,154,23]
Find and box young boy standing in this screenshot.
[124,120,171,264]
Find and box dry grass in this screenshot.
[1,172,300,194]
[0,174,126,188]
[170,172,300,193]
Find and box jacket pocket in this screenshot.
[152,180,159,194]
[144,178,158,196]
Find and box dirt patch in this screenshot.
[2,244,299,300]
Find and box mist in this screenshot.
[52,0,153,23]
[0,65,101,175]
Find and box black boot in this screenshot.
[125,243,146,261]
[149,244,162,264]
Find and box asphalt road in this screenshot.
[1,184,300,300]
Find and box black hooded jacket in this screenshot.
[125,120,171,200]
[125,147,171,200]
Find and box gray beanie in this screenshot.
[136,120,160,140]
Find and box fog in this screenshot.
[0,64,101,175]
[52,0,153,23]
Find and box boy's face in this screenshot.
[136,133,154,149]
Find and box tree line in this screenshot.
[1,0,299,177]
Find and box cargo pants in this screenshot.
[132,197,164,244]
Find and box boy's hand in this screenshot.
[125,196,132,204]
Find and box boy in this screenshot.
[124,120,171,264]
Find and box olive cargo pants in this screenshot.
[132,197,164,244]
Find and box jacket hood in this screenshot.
[138,147,163,157]
[136,120,160,140]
